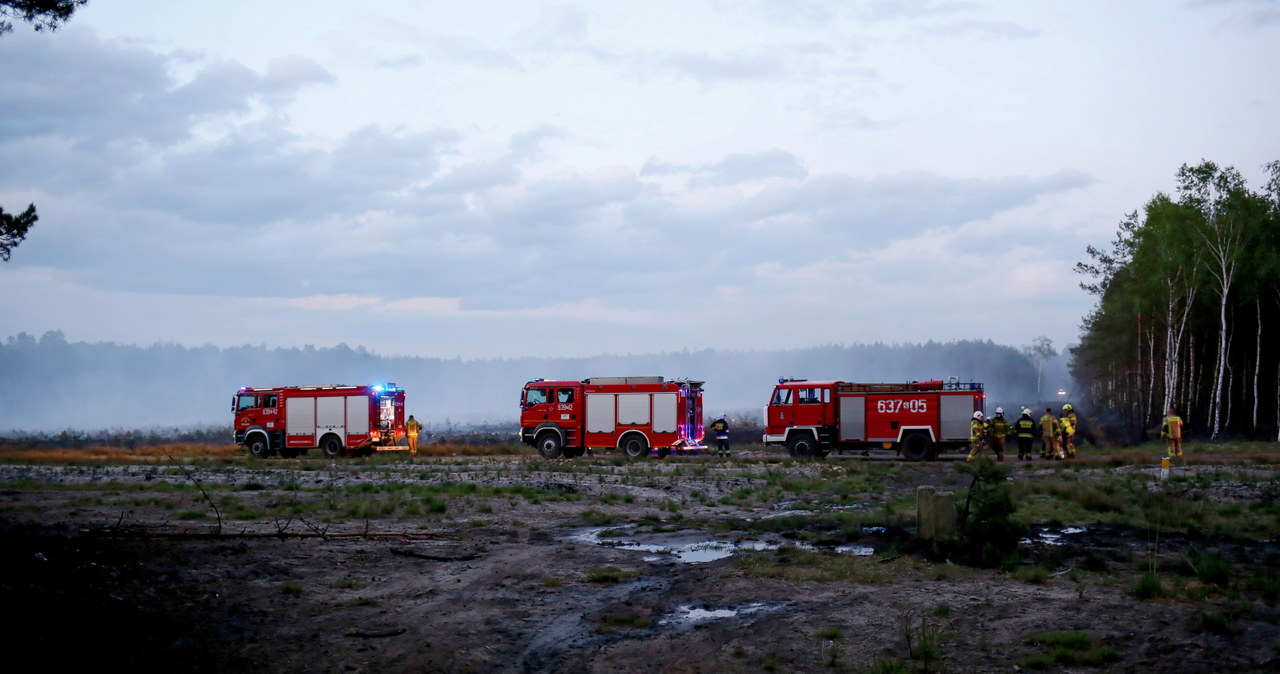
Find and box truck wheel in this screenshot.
[246,435,270,459]
[621,435,649,458]
[536,432,564,459]
[321,435,345,458]
[900,432,933,461]
[787,433,819,458]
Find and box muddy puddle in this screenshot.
[569,526,874,563]
[657,601,790,628]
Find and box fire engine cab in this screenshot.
[233,384,406,458]
[520,377,705,459]
[763,378,984,460]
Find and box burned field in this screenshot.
[1,446,1278,673]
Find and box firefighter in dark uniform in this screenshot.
[711,416,731,458]
[1015,408,1036,460]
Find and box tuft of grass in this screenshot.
[278,581,304,596]
[1134,571,1165,600]
[732,547,891,583]
[1193,610,1237,635]
[1021,631,1119,669]
[331,578,363,589]
[815,626,843,641]
[585,566,624,583]
[1015,567,1049,585]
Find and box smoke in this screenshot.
[0,331,1072,432]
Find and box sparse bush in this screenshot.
[585,567,623,583]
[953,458,1024,568]
[1134,571,1165,599]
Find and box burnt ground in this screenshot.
[1,453,1278,673]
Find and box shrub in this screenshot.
[953,458,1024,568]
[1134,571,1165,600]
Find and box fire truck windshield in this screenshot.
[525,388,548,406]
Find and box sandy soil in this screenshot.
[1,453,1277,673]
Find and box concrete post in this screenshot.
[917,486,956,542]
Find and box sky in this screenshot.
[1,0,1277,360]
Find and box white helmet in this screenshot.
[973,411,984,420]
[1022,408,1032,416]
[995,407,1004,415]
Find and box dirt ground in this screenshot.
[1,452,1278,673]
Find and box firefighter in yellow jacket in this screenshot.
[1160,407,1184,458]
[405,415,423,455]
[1039,408,1061,459]
[1059,404,1077,458]
[987,407,1010,461]
[966,411,988,461]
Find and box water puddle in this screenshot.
[570,526,873,563]
[658,601,784,627]
[1021,525,1088,547]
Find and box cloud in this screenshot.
[919,19,1040,40]
[0,29,333,147]
[642,149,808,184]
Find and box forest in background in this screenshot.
[0,331,1065,434]
[1073,159,1280,441]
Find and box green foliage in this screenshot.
[1133,571,1165,599]
[1183,547,1232,586]
[1073,159,1280,439]
[0,1,86,35]
[1193,611,1237,636]
[1021,631,1120,669]
[278,581,304,596]
[953,458,1024,568]
[584,567,623,583]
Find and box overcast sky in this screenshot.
[1,0,1277,359]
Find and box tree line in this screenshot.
[0,331,1054,433]
[1073,159,1280,441]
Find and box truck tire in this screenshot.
[621,435,649,458]
[246,435,270,459]
[787,433,819,458]
[321,435,345,458]
[536,432,564,459]
[900,432,934,461]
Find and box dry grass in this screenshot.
[0,443,242,463]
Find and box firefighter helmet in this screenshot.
[1063,403,1073,411]
[973,411,984,420]
[995,407,1004,415]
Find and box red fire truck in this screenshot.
[763,378,984,460]
[233,384,407,458]
[520,377,706,459]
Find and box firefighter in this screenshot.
[987,407,1010,461]
[711,416,731,458]
[405,414,423,455]
[1015,408,1036,460]
[1059,405,1077,458]
[1160,407,1184,458]
[1039,408,1061,459]
[966,411,988,461]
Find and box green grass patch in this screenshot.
[731,546,891,583]
[1021,631,1119,669]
